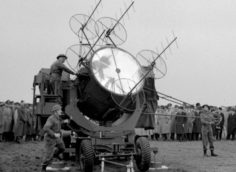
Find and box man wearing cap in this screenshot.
[200,104,218,157]
[50,54,76,97]
[41,104,65,172]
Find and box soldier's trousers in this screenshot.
[42,137,65,167]
[50,77,62,97]
[53,80,61,96]
[201,125,214,151]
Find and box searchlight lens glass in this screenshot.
[91,47,144,95]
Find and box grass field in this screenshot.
[0,140,235,172]
[150,140,236,172]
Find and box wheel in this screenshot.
[134,137,151,172]
[79,139,94,172]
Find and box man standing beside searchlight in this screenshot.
[50,54,76,98]
[41,104,65,172]
[200,104,218,157]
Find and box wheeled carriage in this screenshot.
[63,46,152,172]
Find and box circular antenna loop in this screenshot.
[69,14,98,41]
[136,50,167,79]
[95,17,127,46]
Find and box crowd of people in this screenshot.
[137,103,236,142]
[1,99,236,144]
[0,100,37,143]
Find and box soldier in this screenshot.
[13,102,26,143]
[0,102,4,142]
[153,112,160,140]
[50,54,76,97]
[192,104,202,140]
[25,104,33,141]
[2,100,14,141]
[159,106,171,140]
[215,107,224,140]
[170,105,178,140]
[41,104,65,172]
[226,107,234,140]
[184,105,194,141]
[230,108,236,140]
[29,104,37,141]
[136,66,158,131]
[200,104,218,157]
[175,106,187,141]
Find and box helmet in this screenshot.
[56,54,67,59]
[52,104,62,112]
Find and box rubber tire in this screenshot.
[135,137,151,172]
[79,140,94,172]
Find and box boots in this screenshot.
[41,165,47,172]
[53,148,63,161]
[203,149,209,157]
[211,150,218,157]
[54,154,62,161]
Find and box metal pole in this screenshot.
[159,96,184,106]
[118,37,177,108]
[126,155,134,172]
[101,157,105,172]
[111,1,134,32]
[83,0,102,29]
[104,1,134,46]
[79,30,105,66]
[157,91,193,106]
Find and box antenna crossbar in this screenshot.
[79,30,106,65]
[105,1,134,41]
[117,37,177,108]
[82,0,102,29]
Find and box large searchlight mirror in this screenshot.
[90,47,144,95]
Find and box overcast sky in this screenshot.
[0,0,236,107]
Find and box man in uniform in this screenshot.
[192,104,201,140]
[227,107,236,140]
[200,104,218,157]
[175,106,187,141]
[50,54,76,97]
[215,107,224,140]
[184,105,194,141]
[41,104,65,172]
[0,102,4,142]
[136,66,158,131]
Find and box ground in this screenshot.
[0,140,235,172]
[150,140,236,172]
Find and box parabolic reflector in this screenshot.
[90,47,144,95]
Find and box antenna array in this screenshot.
[65,0,179,108]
